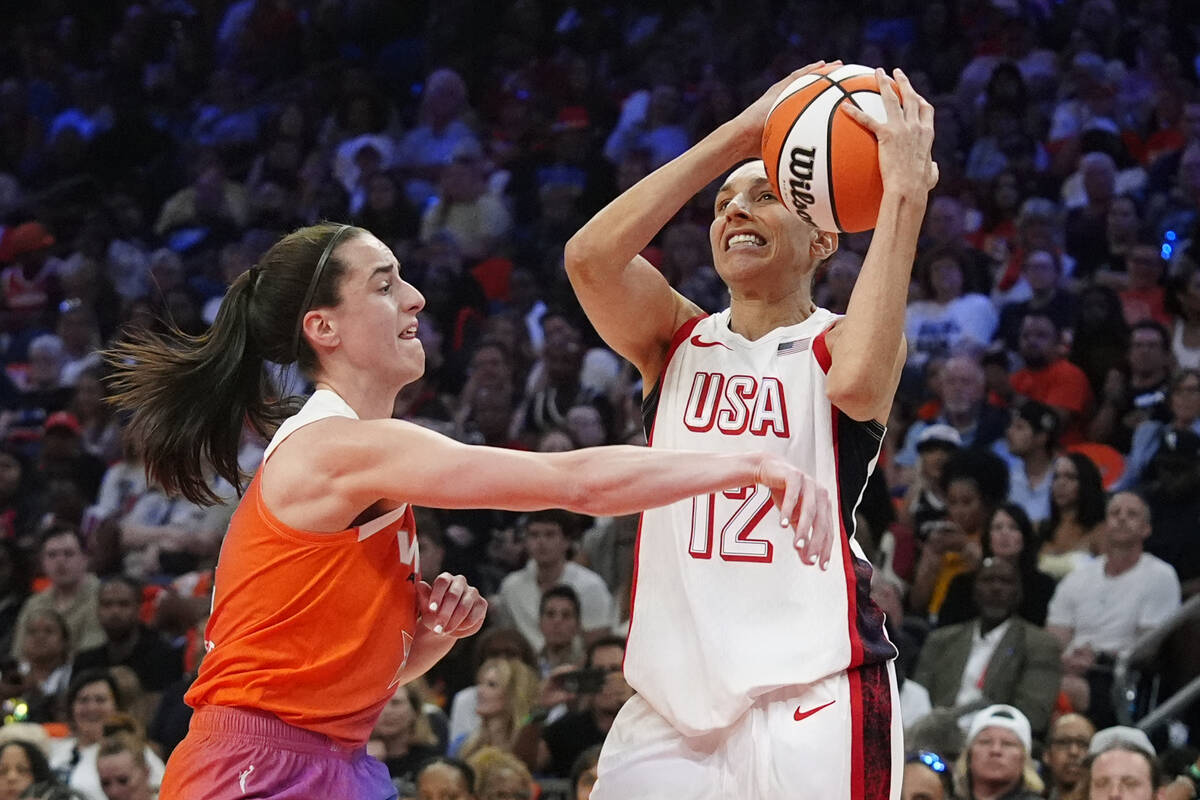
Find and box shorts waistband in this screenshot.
[190,706,365,760]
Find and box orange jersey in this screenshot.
[185,472,419,748]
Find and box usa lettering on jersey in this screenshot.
[683,373,790,437]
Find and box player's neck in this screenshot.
[727,291,817,341]
[312,376,397,421]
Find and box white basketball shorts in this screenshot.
[592,661,903,800]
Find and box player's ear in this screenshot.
[303,308,341,351]
[810,230,838,261]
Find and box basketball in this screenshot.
[761,64,892,234]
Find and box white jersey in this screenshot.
[625,308,896,735]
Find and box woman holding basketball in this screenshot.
[105,222,828,799]
[563,61,936,799]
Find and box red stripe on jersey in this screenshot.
[666,314,708,368]
[625,313,708,674]
[848,667,866,800]
[813,326,834,374]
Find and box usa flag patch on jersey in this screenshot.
[777,338,811,356]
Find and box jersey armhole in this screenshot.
[813,321,838,374]
[641,314,708,439]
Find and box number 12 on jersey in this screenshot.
[688,485,775,563]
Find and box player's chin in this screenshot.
[714,250,771,282]
[396,351,426,381]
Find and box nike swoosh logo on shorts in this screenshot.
[690,334,732,350]
[794,699,836,722]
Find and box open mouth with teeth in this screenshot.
[726,232,767,251]
[399,324,418,340]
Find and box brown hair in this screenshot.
[103,223,363,504]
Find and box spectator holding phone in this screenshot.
[514,636,632,778]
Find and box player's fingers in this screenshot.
[795,480,819,564]
[793,523,808,554]
[777,470,802,529]
[795,60,826,78]
[918,95,935,128]
[429,575,468,634]
[874,68,902,120]
[892,68,919,120]
[930,160,941,188]
[794,59,841,77]
[458,600,487,637]
[840,102,880,134]
[425,572,453,613]
[416,580,433,613]
[444,586,480,634]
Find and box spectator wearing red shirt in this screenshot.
[1118,241,1170,327]
[1011,313,1094,445]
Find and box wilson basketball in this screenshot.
[761,64,890,233]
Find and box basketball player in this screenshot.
[564,63,937,799]
[104,223,829,800]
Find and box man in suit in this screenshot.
[912,557,1062,735]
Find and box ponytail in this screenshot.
[105,271,294,505]
[103,223,359,506]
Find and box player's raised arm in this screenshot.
[824,68,936,423]
[565,61,836,384]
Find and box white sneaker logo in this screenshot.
[239,765,255,792]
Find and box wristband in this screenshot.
[1187,763,1200,785]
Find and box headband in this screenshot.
[292,224,352,361]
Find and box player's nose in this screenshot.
[724,193,752,218]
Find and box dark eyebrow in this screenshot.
[366,264,396,284]
[715,177,772,199]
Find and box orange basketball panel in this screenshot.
[762,77,832,195]
[829,105,883,232]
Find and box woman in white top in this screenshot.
[48,670,164,800]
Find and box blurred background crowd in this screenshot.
[2,1,1200,799]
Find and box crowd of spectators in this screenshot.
[2,0,1200,798]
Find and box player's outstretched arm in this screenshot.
[316,417,829,539]
[825,68,937,423]
[565,61,835,384]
